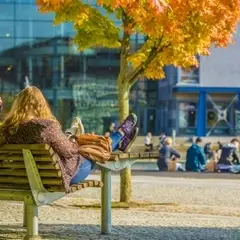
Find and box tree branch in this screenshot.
[127,39,167,86]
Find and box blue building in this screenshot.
[158,27,240,137]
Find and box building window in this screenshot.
[180,56,200,84]
[0,4,14,20]
[16,3,54,20]
[0,22,14,38]
[178,102,197,134]
[206,101,232,135]
[16,21,57,38]
[0,39,14,53]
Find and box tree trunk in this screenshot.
[118,77,132,203]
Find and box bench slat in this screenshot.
[70,180,103,193]
[40,170,62,178]
[129,153,140,158]
[0,154,57,162]
[0,183,30,190]
[0,150,53,155]
[1,144,50,150]
[139,152,151,158]
[0,169,62,178]
[109,154,119,161]
[46,180,103,193]
[0,184,64,192]
[0,161,60,170]
[149,152,159,158]
[118,153,130,159]
[0,177,62,185]
[46,186,65,192]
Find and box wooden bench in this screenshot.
[0,145,158,239]
[0,144,103,240]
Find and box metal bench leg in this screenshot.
[23,202,27,227]
[101,168,111,234]
[23,195,41,240]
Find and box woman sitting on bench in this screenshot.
[0,86,139,192]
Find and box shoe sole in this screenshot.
[119,113,138,133]
[72,117,85,135]
[123,127,139,153]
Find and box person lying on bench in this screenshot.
[217,138,240,173]
[0,86,139,192]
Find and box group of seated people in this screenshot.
[157,136,240,173]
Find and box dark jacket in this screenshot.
[204,143,213,159]
[218,144,240,165]
[157,145,181,171]
[0,119,83,192]
[204,143,211,155]
[186,144,206,172]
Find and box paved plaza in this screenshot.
[0,173,239,240]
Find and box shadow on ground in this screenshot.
[0,224,239,240]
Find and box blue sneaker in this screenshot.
[119,127,139,152]
[118,113,137,136]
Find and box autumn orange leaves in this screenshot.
[36,0,240,80]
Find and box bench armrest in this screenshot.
[22,149,65,206]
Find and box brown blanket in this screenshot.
[75,134,112,163]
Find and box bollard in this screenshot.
[172,129,176,145]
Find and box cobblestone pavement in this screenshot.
[0,174,239,240]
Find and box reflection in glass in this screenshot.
[181,67,199,84]
[0,39,14,53]
[16,21,57,38]
[207,111,218,127]
[180,55,200,84]
[0,22,14,37]
[0,4,14,20]
[16,3,54,20]
[207,102,230,128]
[179,102,196,128]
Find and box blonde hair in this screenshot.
[164,137,173,146]
[0,86,58,135]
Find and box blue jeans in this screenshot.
[70,131,123,184]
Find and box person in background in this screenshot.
[144,132,153,151]
[157,137,183,171]
[217,138,240,173]
[0,97,3,112]
[217,141,223,150]
[159,132,166,149]
[214,141,223,162]
[186,137,206,172]
[204,142,214,160]
[218,139,240,165]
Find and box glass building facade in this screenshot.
[0,0,161,135]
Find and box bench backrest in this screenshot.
[0,144,64,192]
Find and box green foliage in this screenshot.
[54,1,121,49]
